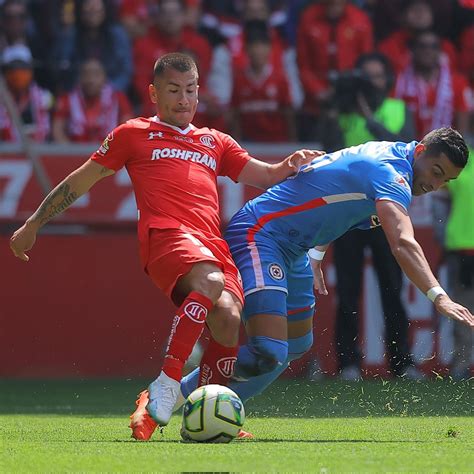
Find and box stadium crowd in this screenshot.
[1,0,474,144]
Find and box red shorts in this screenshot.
[145,228,244,305]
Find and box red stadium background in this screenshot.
[0,145,461,378]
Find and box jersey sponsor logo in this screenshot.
[148,131,163,139]
[184,302,208,323]
[173,135,193,143]
[151,147,217,171]
[370,215,381,228]
[217,357,237,378]
[268,263,284,281]
[199,134,216,149]
[97,131,114,155]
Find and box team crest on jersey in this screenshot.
[98,131,114,155]
[268,263,284,281]
[148,131,163,139]
[200,134,216,149]
[370,215,381,228]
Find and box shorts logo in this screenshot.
[200,135,216,149]
[217,357,237,378]
[268,263,284,281]
[184,302,207,323]
[370,215,381,228]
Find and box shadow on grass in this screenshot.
[0,378,472,418]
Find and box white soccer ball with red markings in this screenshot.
[180,384,245,443]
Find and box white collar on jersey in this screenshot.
[151,115,195,135]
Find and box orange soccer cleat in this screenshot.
[129,390,159,441]
[237,429,254,440]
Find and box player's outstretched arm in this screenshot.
[10,159,115,262]
[376,200,474,327]
[238,149,325,189]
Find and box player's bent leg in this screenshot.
[146,262,225,428]
[233,289,288,380]
[199,290,242,386]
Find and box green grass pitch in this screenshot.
[1,377,472,472]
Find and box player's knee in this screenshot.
[190,264,226,303]
[207,294,241,347]
[236,337,288,378]
[287,331,313,362]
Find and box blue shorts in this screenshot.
[225,210,316,323]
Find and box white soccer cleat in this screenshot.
[147,372,181,425]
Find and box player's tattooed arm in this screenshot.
[30,183,79,228]
[10,159,115,261]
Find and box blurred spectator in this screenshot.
[394,31,471,139]
[52,58,133,143]
[0,44,53,142]
[0,0,30,52]
[296,0,373,140]
[119,0,200,40]
[0,0,54,90]
[458,25,474,89]
[52,0,132,92]
[432,146,474,380]
[319,52,415,151]
[371,0,453,41]
[315,51,417,380]
[378,0,457,75]
[132,0,211,115]
[229,22,295,142]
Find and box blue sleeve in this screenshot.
[368,162,412,212]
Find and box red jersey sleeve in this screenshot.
[90,122,132,171]
[217,132,252,181]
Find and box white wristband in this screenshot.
[308,248,326,261]
[426,286,447,302]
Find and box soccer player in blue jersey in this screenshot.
[179,127,474,406]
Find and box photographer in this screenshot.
[319,52,415,151]
[319,52,421,380]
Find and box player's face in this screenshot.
[149,68,199,128]
[412,144,462,196]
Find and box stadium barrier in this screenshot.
[0,143,464,377]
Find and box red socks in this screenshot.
[162,291,213,382]
[199,336,238,386]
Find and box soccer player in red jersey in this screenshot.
[9,53,320,440]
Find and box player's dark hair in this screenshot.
[420,127,469,168]
[153,53,199,80]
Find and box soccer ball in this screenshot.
[180,384,245,443]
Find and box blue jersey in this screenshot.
[240,140,415,256]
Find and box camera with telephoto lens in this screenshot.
[328,69,377,113]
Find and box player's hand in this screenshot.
[435,295,474,327]
[287,149,325,173]
[310,258,328,295]
[9,222,37,262]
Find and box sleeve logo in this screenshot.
[98,131,114,155]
